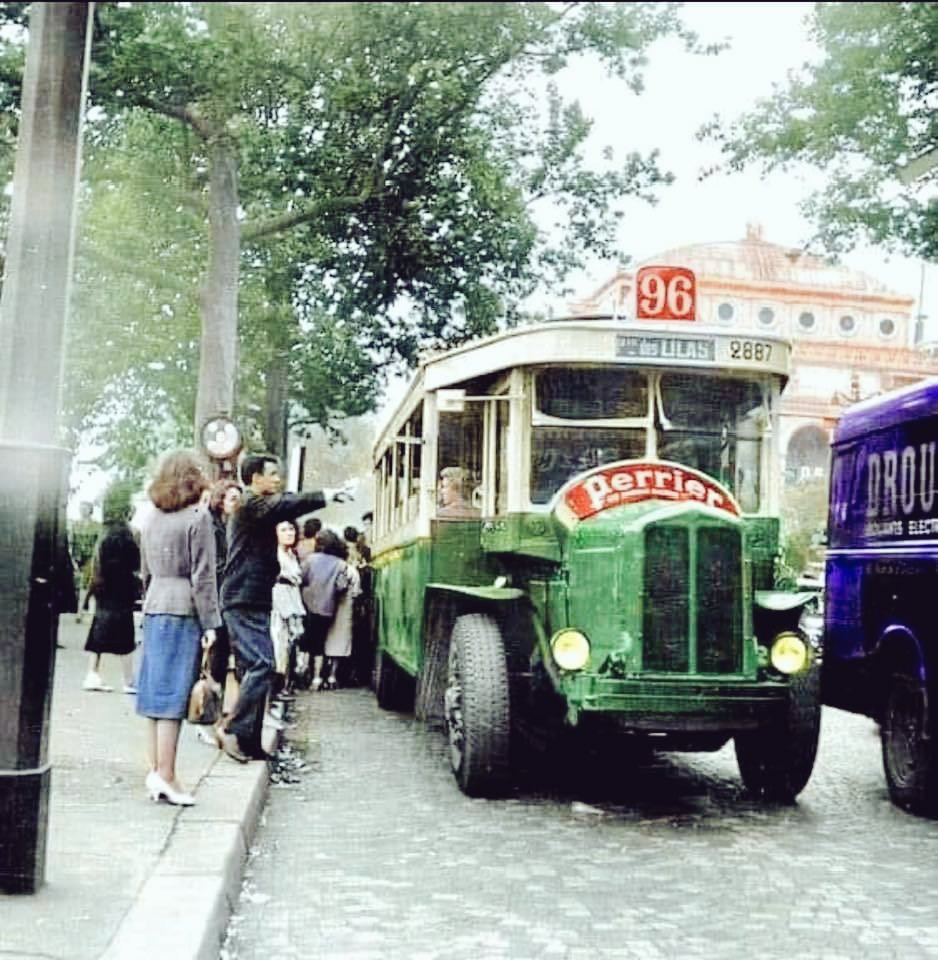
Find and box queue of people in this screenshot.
[76,447,371,806]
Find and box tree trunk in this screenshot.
[264,348,290,461]
[194,133,239,438]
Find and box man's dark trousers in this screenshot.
[223,607,273,756]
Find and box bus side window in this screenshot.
[376,448,394,540]
[405,407,422,523]
[438,405,483,516]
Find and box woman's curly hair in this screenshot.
[148,450,210,513]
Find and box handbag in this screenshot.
[187,649,223,725]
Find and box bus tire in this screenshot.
[375,649,411,712]
[882,672,938,817]
[445,613,511,797]
[735,663,821,803]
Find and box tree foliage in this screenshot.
[2,2,704,476]
[779,478,828,585]
[706,2,938,260]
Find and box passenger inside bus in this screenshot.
[437,466,480,519]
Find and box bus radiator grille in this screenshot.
[643,526,690,671]
[642,524,743,674]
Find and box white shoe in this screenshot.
[122,683,137,695]
[146,771,195,806]
[82,672,113,692]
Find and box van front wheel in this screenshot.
[445,614,511,797]
[882,672,938,817]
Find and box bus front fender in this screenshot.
[417,584,533,724]
[754,590,815,614]
[426,582,528,605]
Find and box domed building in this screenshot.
[570,224,938,485]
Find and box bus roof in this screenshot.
[417,316,791,382]
[375,316,792,454]
[834,376,938,445]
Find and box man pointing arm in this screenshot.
[216,453,351,762]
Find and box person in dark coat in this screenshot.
[82,481,141,693]
[216,453,351,763]
[207,478,242,687]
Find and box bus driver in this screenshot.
[437,466,480,519]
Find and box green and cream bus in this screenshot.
[370,274,819,799]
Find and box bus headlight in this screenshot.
[551,629,590,671]
[770,632,809,675]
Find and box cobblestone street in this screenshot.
[223,689,938,960]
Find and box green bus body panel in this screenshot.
[373,537,432,677]
[481,513,561,562]
[373,519,502,677]
[743,516,780,589]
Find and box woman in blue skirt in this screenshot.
[137,450,221,806]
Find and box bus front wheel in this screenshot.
[445,613,511,797]
[882,672,938,817]
[735,664,821,803]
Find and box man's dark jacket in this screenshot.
[221,489,325,611]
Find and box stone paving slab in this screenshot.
[0,616,273,960]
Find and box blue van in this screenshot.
[825,377,938,815]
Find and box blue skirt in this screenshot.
[136,614,202,720]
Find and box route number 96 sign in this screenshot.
[635,265,696,321]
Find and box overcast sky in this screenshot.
[548,0,934,334]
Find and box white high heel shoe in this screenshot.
[145,770,195,806]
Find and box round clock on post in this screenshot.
[200,416,242,476]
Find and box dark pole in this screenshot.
[0,2,93,894]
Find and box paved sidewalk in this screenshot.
[0,615,274,960]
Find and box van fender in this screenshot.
[416,584,529,724]
[872,625,928,686]
[873,624,930,740]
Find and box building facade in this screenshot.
[571,224,938,484]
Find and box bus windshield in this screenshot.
[657,373,766,512]
[531,367,648,503]
[530,366,769,510]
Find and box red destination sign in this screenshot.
[561,460,740,523]
[635,265,696,321]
